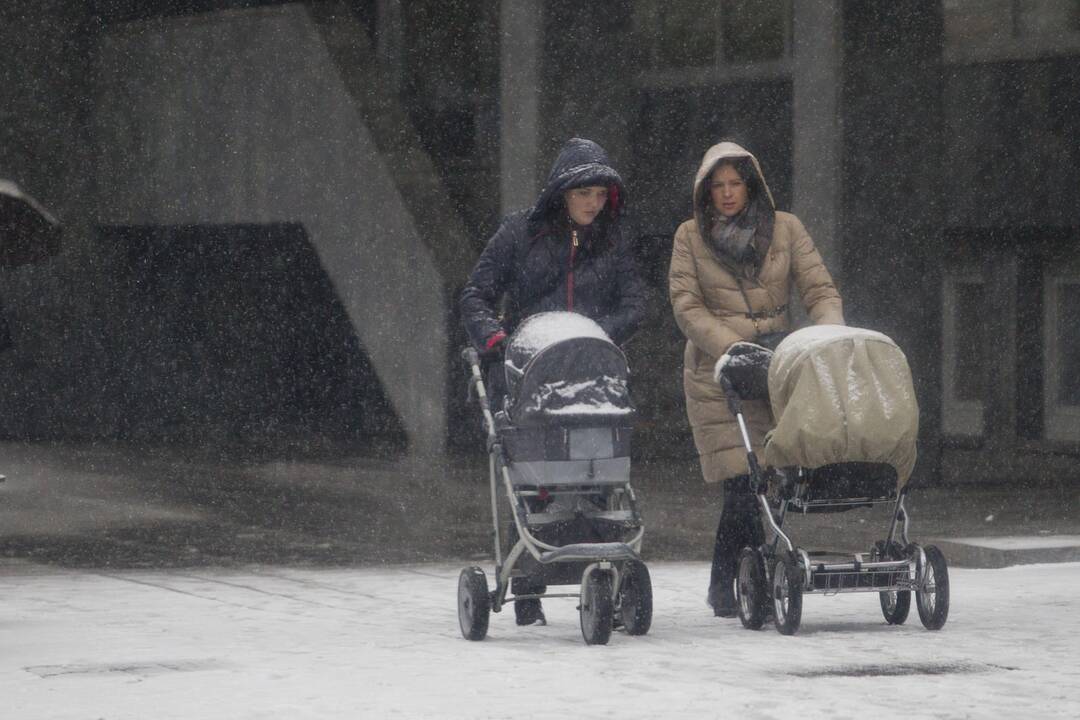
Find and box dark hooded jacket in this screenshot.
[459,138,646,350]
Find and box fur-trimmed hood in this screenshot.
[692,141,775,241]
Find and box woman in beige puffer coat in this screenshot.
[668,141,844,616]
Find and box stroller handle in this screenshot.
[718,373,742,416]
[718,368,765,491]
[461,345,497,442]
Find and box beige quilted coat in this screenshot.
[669,142,844,483]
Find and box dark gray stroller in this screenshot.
[717,325,950,635]
[457,312,651,645]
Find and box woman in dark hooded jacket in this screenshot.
[460,137,646,369]
[459,137,646,625]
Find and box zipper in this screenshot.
[567,229,579,311]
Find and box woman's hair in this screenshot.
[711,157,760,202]
[536,182,621,252]
[698,156,762,224]
[547,182,621,219]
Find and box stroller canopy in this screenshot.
[504,312,633,425]
[763,325,919,487]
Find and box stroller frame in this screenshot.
[457,347,652,645]
[718,371,950,635]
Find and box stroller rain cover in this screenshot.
[763,325,919,488]
[504,312,633,425]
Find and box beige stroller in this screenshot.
[716,325,949,635]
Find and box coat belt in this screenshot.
[745,304,787,321]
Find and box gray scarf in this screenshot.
[708,201,759,264]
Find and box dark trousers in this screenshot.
[708,475,764,606]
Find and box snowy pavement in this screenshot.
[4,560,1079,719]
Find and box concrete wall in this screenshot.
[92,5,446,456]
[839,0,946,483]
[0,2,98,440]
[0,2,91,223]
[944,56,1080,229]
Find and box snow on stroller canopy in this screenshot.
[506,311,611,357]
[504,312,632,425]
[764,325,920,487]
[773,323,893,355]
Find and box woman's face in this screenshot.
[564,185,609,226]
[710,164,748,218]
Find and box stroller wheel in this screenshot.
[617,560,653,636]
[874,540,911,625]
[458,567,491,641]
[736,547,768,630]
[916,545,950,631]
[771,552,803,635]
[580,569,615,646]
[880,590,912,625]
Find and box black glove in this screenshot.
[714,341,773,400]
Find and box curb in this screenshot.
[924,536,1080,569]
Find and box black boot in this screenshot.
[512,577,547,626]
[708,475,763,618]
[707,576,738,617]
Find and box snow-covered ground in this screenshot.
[4,560,1079,719]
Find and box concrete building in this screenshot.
[0,1,1076,484]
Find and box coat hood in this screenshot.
[528,138,625,226]
[692,141,775,238]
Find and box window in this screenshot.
[633,0,792,83]
[645,1,720,69]
[942,272,988,437]
[1043,268,1080,442]
[942,232,1079,449]
[1020,0,1080,35]
[722,0,789,63]
[945,0,1080,62]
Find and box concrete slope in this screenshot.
[93,5,447,457]
[309,1,479,280]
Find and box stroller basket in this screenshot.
[810,560,915,593]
